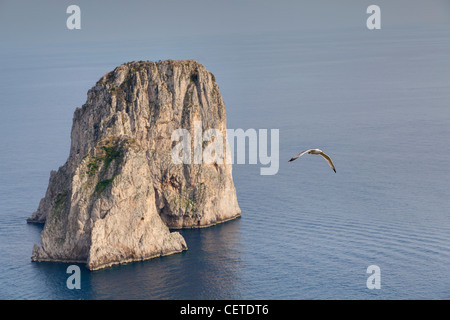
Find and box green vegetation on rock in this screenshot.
[85,144,122,176]
[95,177,115,194]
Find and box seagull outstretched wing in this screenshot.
[319,152,336,173]
[288,149,313,162]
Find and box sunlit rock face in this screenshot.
[29,60,241,270]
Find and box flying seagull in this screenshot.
[288,149,336,173]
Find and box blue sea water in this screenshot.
[1,24,450,299]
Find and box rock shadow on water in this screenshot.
[85,217,243,300]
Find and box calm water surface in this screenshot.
[1,25,450,299]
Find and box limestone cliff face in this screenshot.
[28,60,241,270]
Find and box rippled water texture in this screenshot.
[1,25,450,299]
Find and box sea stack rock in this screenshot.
[28,60,241,270]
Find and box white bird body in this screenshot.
[288,148,336,173]
[308,149,323,155]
